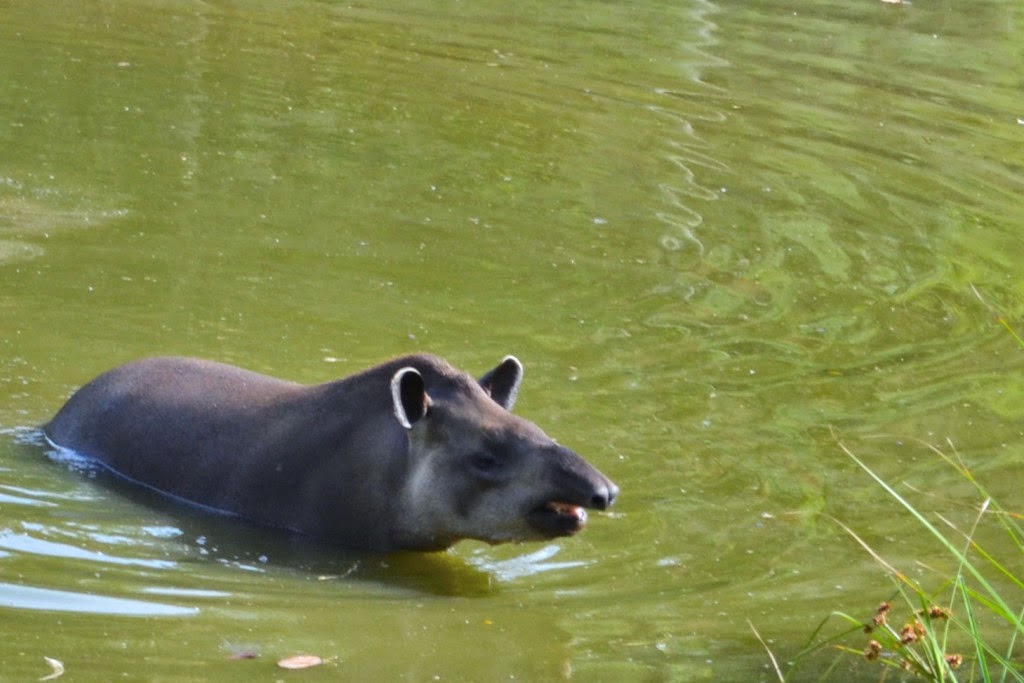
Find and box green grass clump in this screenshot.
[755,439,1024,682]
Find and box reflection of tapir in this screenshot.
[45,354,618,551]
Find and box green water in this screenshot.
[2,0,1023,680]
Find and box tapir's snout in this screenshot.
[567,451,618,512]
[524,446,619,539]
[589,478,619,511]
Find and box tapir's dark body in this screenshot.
[45,354,617,551]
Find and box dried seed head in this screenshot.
[865,601,891,632]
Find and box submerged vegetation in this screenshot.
[755,438,1024,681]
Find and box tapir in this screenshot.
[44,354,618,552]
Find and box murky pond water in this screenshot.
[2,0,1023,680]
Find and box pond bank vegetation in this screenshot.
[754,437,1024,682]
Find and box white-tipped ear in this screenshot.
[478,355,523,411]
[391,367,430,429]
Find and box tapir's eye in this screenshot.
[470,440,514,481]
[470,453,500,474]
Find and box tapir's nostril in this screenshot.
[590,481,619,510]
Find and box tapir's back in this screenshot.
[45,357,308,499]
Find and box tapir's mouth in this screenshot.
[527,501,589,537]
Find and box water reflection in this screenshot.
[0,581,197,617]
[0,195,129,264]
[0,529,176,569]
[468,544,589,581]
[0,487,58,507]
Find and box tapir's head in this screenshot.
[390,355,618,550]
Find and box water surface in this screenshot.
[2,0,1023,680]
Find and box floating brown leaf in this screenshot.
[277,654,323,670]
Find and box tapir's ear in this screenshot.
[478,355,523,411]
[391,367,431,429]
